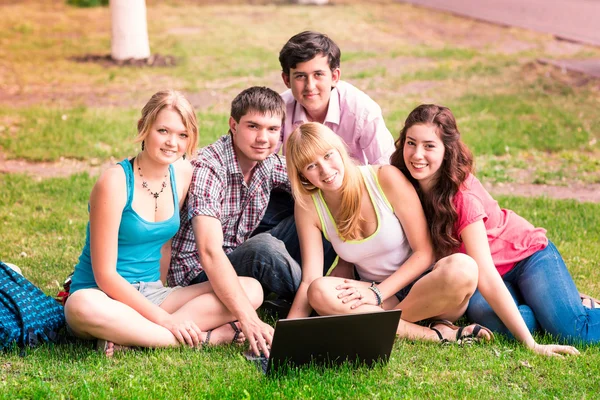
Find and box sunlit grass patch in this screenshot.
[0,106,138,161]
[0,173,93,288]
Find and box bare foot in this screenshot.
[97,339,130,357]
[202,321,246,346]
[580,293,599,309]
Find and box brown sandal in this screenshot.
[229,321,244,345]
[202,321,244,346]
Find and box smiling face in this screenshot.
[230,111,282,169]
[403,123,445,192]
[282,54,341,123]
[144,107,190,164]
[301,148,345,193]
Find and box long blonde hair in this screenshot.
[135,90,199,158]
[286,122,364,241]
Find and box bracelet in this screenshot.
[368,282,383,306]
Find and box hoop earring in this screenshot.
[141,141,145,151]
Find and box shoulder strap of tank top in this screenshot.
[311,191,334,242]
[361,166,393,212]
[168,164,179,211]
[119,158,134,208]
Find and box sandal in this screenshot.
[580,293,600,309]
[429,319,494,346]
[202,330,213,346]
[229,321,243,344]
[202,321,244,346]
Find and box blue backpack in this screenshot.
[0,261,66,352]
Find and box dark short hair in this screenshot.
[230,86,285,125]
[279,31,341,76]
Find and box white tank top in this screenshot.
[312,166,413,282]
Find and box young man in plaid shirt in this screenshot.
[168,87,299,356]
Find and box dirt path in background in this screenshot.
[482,182,600,203]
[0,152,115,179]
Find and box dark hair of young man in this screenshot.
[278,31,341,77]
[230,86,286,125]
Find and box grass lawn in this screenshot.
[1,0,599,398]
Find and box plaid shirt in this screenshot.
[168,135,291,286]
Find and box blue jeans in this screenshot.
[466,241,600,344]
[190,232,302,301]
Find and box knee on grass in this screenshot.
[64,291,115,334]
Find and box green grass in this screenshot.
[2,327,600,399]
[0,108,228,161]
[1,173,599,398]
[0,107,138,161]
[1,0,600,398]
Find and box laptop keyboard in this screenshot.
[258,355,269,374]
[244,351,269,374]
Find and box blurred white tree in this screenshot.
[110,0,150,60]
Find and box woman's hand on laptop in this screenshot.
[240,316,274,358]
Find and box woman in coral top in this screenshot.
[392,103,599,354]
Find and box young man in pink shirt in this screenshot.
[277,30,395,165]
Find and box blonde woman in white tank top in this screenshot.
[285,122,493,344]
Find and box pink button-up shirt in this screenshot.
[278,80,395,165]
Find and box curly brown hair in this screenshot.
[390,104,473,259]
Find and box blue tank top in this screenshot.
[70,159,180,293]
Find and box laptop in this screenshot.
[243,309,401,376]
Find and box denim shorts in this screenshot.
[132,280,181,306]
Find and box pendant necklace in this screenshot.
[137,160,168,212]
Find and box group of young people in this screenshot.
[64,31,599,359]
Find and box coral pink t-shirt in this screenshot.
[453,174,548,276]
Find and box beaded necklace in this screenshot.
[136,159,168,212]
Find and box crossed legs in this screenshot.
[64,277,263,350]
[307,254,490,342]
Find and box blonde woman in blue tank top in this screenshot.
[285,122,493,344]
[64,91,263,356]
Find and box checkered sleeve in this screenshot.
[187,161,225,221]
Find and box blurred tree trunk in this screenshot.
[110,0,150,60]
